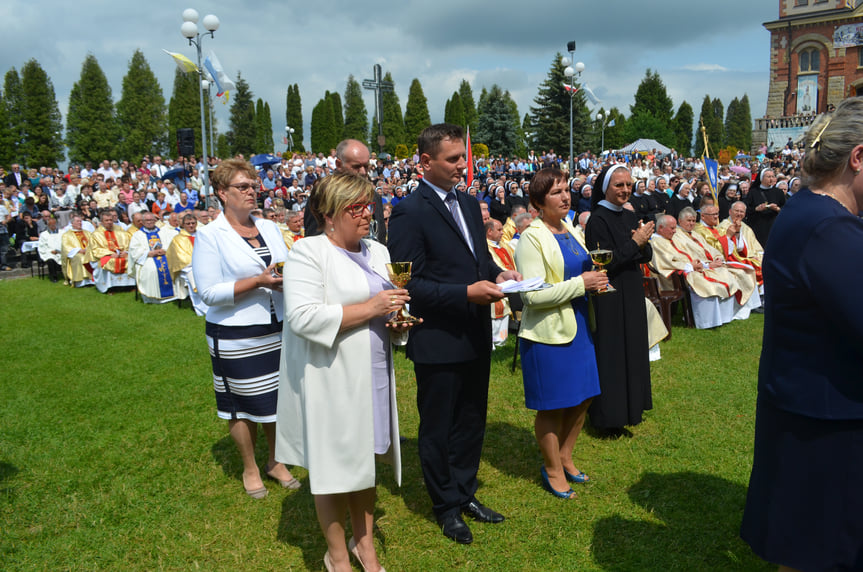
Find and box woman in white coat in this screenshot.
[192,158,297,499]
[277,172,415,572]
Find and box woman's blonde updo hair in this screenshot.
[311,171,375,227]
[210,158,258,205]
[802,96,863,188]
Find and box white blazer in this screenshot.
[276,235,403,495]
[192,213,289,325]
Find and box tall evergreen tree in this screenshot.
[227,72,256,157]
[115,50,167,162]
[21,59,64,167]
[310,94,338,153]
[66,54,116,165]
[630,69,674,124]
[724,94,752,151]
[167,68,211,158]
[328,91,344,150]
[695,96,712,158]
[624,69,675,145]
[403,78,431,146]
[529,53,591,156]
[444,91,465,128]
[458,80,478,134]
[342,75,368,143]
[4,69,25,164]
[708,97,725,154]
[216,133,230,158]
[380,72,405,154]
[253,99,273,153]
[673,101,694,156]
[476,85,521,157]
[0,88,13,167]
[285,83,304,152]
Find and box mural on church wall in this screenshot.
[796,75,818,114]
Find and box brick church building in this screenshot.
[754,0,862,150]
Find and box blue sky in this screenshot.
[2,0,777,154]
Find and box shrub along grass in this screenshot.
[0,278,769,571]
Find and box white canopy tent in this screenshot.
[620,138,672,155]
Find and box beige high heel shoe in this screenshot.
[348,537,386,572]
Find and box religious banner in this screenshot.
[833,23,863,48]
[767,126,807,151]
[796,75,818,115]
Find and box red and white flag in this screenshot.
[562,83,579,94]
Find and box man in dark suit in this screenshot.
[388,123,521,544]
[4,164,24,188]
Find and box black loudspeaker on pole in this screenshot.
[177,128,195,157]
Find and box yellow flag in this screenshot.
[162,50,198,73]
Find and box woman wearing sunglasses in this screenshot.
[277,172,417,572]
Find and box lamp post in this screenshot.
[596,112,608,154]
[201,79,216,159]
[285,126,294,153]
[561,41,585,176]
[181,8,219,201]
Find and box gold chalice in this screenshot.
[386,261,420,325]
[588,248,616,294]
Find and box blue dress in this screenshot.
[520,233,601,411]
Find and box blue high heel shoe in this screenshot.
[540,466,576,499]
[564,469,591,484]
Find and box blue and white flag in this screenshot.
[607,119,615,127]
[203,51,236,97]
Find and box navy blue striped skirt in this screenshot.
[206,318,282,423]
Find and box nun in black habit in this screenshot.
[584,164,655,431]
[744,168,785,246]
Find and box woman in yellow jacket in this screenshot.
[514,168,608,500]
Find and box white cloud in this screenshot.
[681,63,730,72]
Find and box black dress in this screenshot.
[744,185,785,246]
[584,205,653,429]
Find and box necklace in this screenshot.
[812,190,854,214]
[557,232,583,257]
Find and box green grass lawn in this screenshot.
[0,278,770,571]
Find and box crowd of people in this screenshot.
[3,99,859,570]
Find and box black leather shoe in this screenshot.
[439,515,473,544]
[461,501,505,524]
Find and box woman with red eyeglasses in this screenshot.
[277,172,418,572]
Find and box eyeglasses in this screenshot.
[228,183,260,193]
[344,202,375,217]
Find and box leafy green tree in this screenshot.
[216,133,230,158]
[21,59,64,167]
[285,83,304,152]
[66,54,116,165]
[529,53,591,156]
[167,68,211,158]
[630,69,674,124]
[380,72,405,154]
[227,72,256,157]
[476,84,521,157]
[4,69,25,164]
[673,101,694,156]
[458,80,478,134]
[310,94,337,153]
[342,75,368,143]
[403,78,431,146]
[623,110,675,148]
[444,92,465,129]
[115,50,167,162]
[724,95,752,152]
